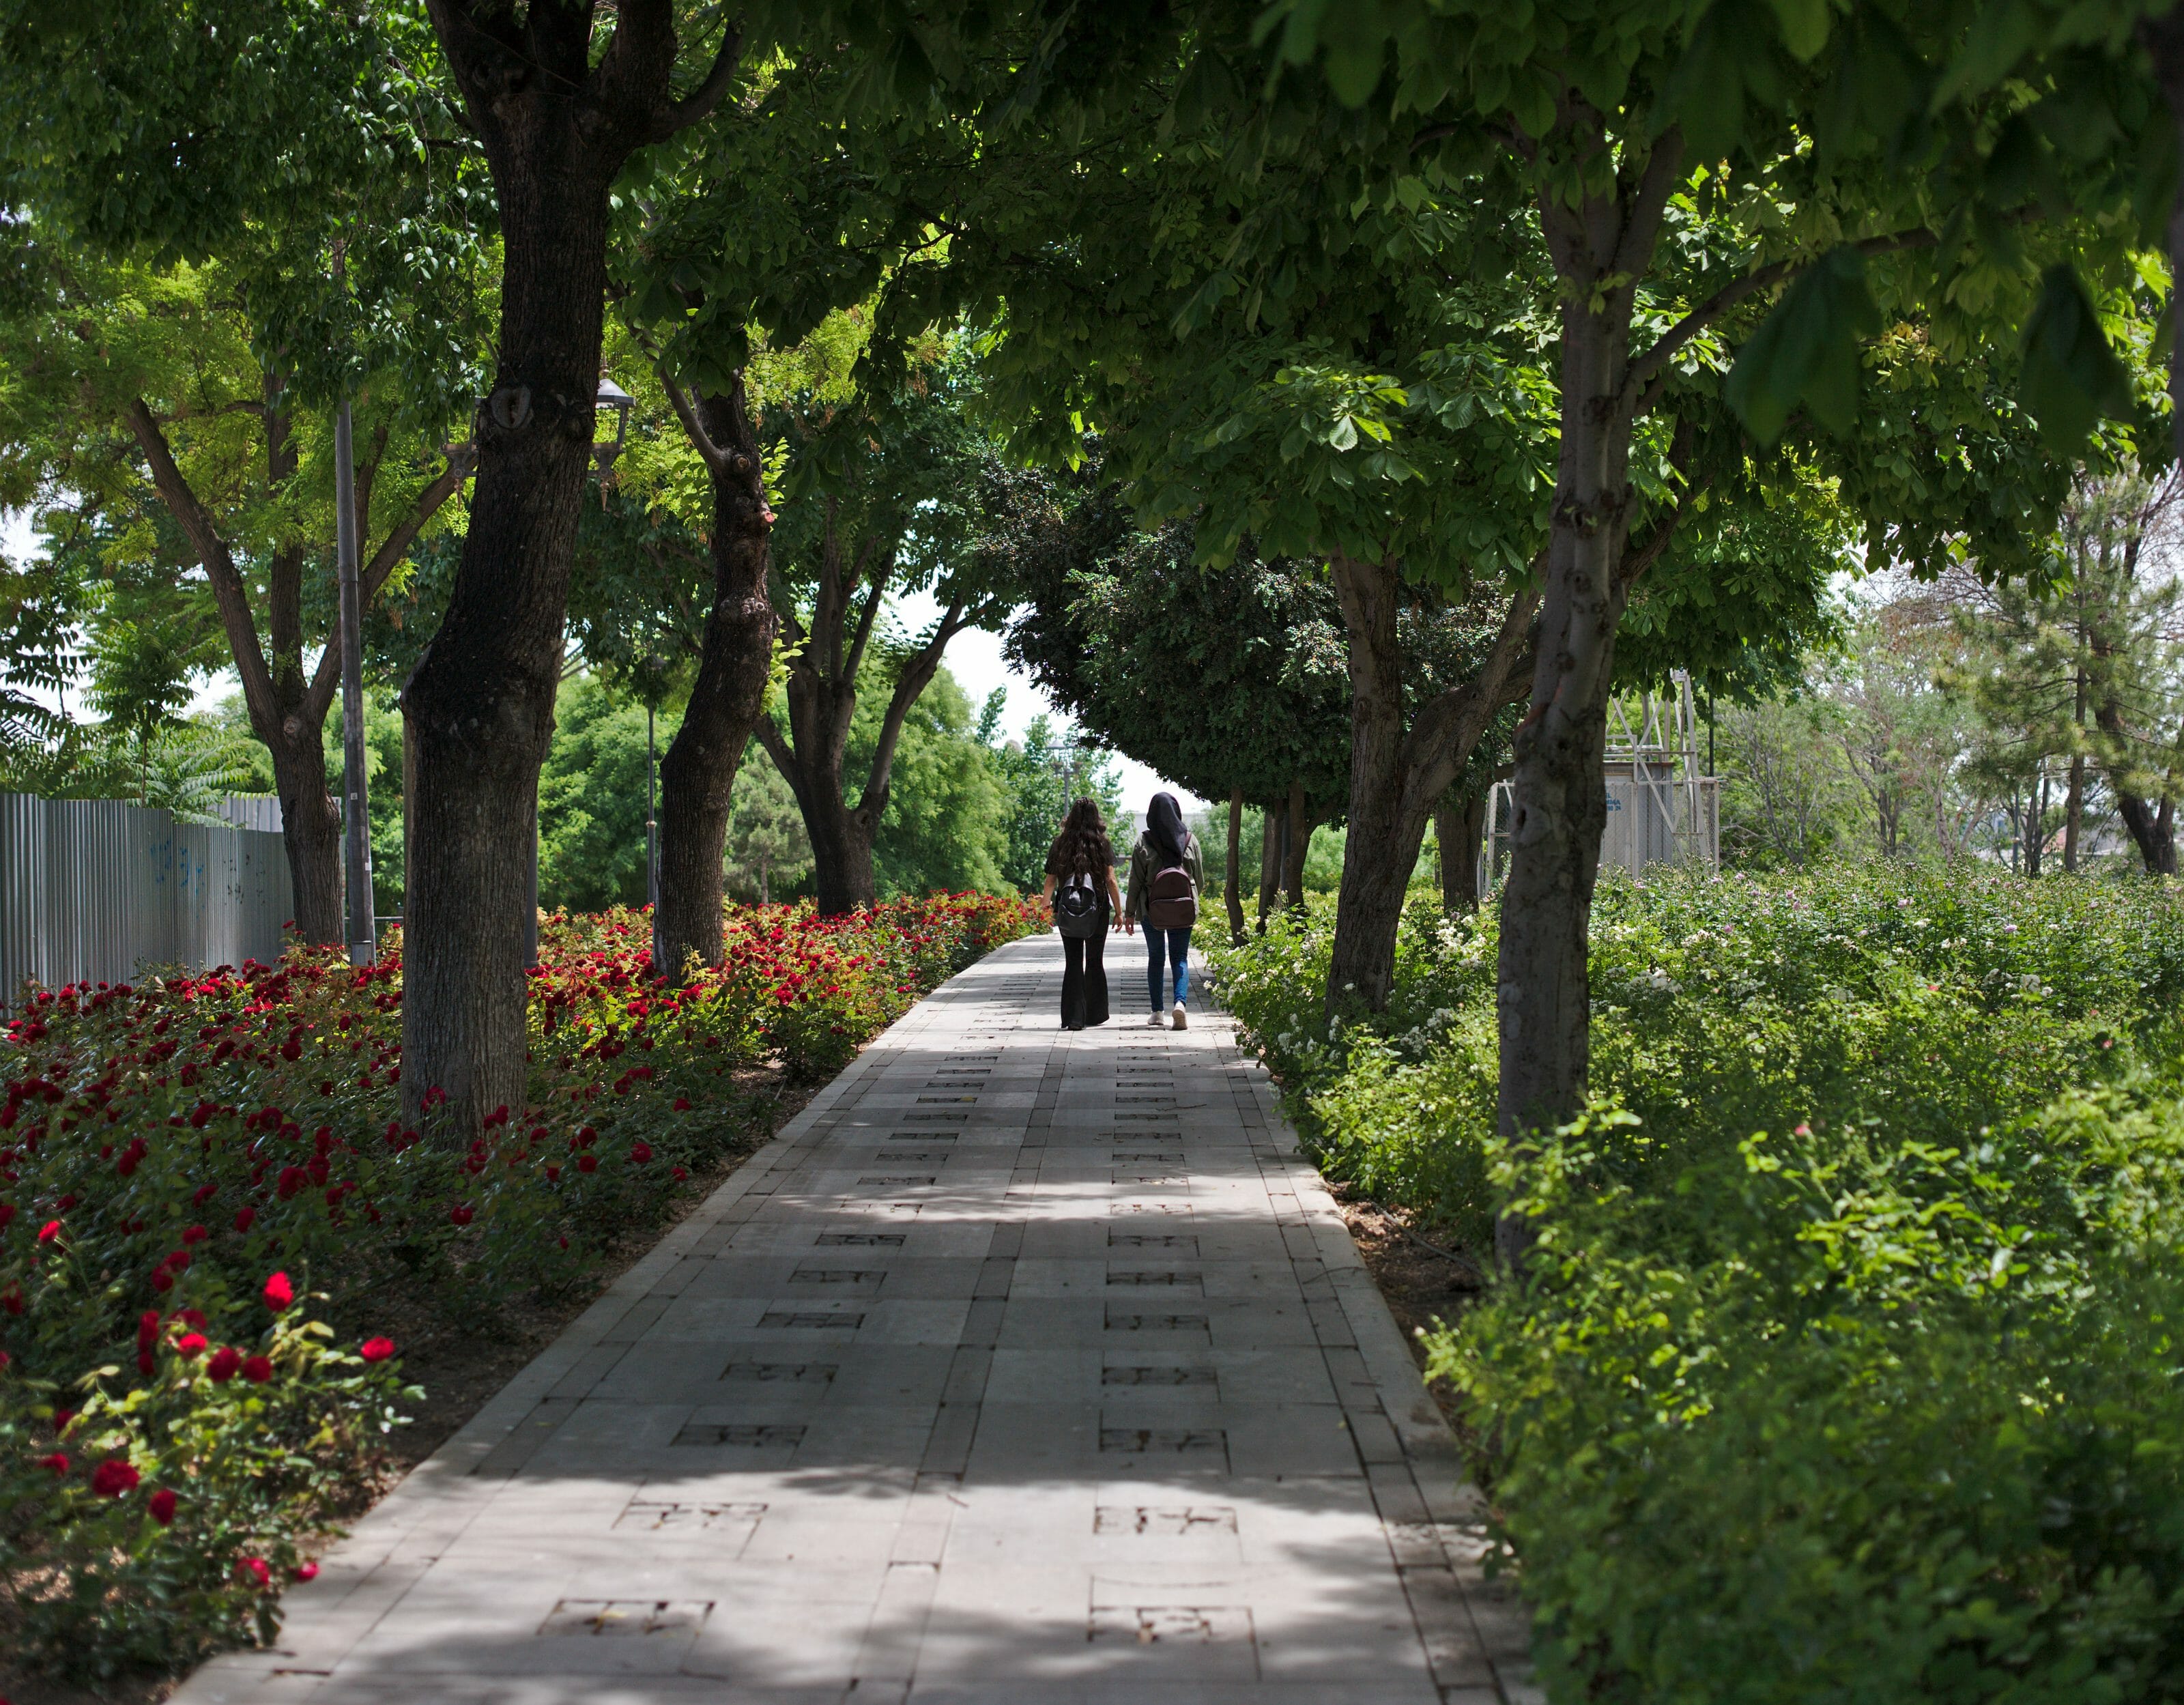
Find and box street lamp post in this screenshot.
[334,398,374,967]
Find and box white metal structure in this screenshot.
[1480,670,1720,894]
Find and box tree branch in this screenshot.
[304,443,476,726]
[858,599,965,818]
[842,539,890,689]
[657,20,744,138]
[1626,225,1941,414]
[124,397,278,730]
[657,364,734,474]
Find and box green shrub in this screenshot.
[1216,866,2184,1703]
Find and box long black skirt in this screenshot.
[1060,917,1110,1028]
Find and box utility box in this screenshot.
[1482,671,1719,893]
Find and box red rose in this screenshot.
[672,1097,692,1111]
[38,1451,68,1474]
[576,1153,597,1174]
[136,1309,161,1347]
[192,1182,218,1205]
[234,1206,257,1233]
[629,1142,652,1164]
[237,1556,272,1588]
[136,1350,155,1375]
[359,1336,396,1363]
[175,1332,209,1358]
[295,1561,319,1581]
[241,1354,273,1384]
[276,1166,308,1200]
[148,1487,177,1525]
[261,1272,293,1311]
[91,1459,140,1498]
[182,1224,209,1245]
[207,1346,242,1382]
[37,1219,61,1244]
[448,1204,474,1227]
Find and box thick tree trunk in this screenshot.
[1328,557,1422,1008]
[1282,779,1314,910]
[401,119,615,1129]
[402,0,738,1130]
[654,381,777,975]
[1225,787,1246,944]
[1325,553,1537,1013]
[1495,130,1683,1272]
[2112,790,2177,874]
[268,730,344,945]
[1437,790,1486,914]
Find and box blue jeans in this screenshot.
[1145,926,1192,1010]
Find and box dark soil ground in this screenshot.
[1327,1184,1486,1429]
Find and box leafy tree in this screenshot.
[1951,465,2184,872]
[863,668,1009,898]
[1254,2,2140,1265]
[0,247,475,937]
[755,347,1022,911]
[987,710,1124,895]
[537,676,657,913]
[723,745,812,904]
[395,0,744,1127]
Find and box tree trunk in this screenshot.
[1225,787,1246,945]
[2063,752,2085,870]
[1256,805,1279,928]
[1326,555,1429,1007]
[654,380,777,975]
[1282,779,1312,910]
[1437,790,1486,914]
[1495,128,1684,1272]
[268,729,344,945]
[401,0,738,1130]
[400,81,617,1130]
[1324,552,1537,1013]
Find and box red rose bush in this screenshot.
[0,893,1038,1682]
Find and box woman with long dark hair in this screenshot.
[1040,797,1121,1030]
[1123,791,1203,1029]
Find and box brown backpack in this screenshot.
[1144,839,1197,930]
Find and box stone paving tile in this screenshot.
[172,936,1525,1705]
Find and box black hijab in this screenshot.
[1147,792,1186,865]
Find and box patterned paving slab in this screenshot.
[175,936,1532,1705]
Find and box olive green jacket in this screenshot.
[1123,831,1204,923]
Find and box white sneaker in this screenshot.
[1170,1003,1188,1031]
[1145,1011,1166,1027]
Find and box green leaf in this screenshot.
[2017,263,2132,453]
[1768,0,1833,61]
[1931,0,2037,110]
[1724,246,1882,442]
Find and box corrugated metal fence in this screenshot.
[0,793,294,1010]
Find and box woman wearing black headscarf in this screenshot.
[1123,791,1205,1029]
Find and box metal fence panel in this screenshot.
[0,793,293,1010]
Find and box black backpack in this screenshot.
[1054,876,1104,939]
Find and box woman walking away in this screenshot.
[1041,798,1121,1031]
[1123,791,1203,1030]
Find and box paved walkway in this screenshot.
[180,936,1529,1704]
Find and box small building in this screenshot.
[1482,672,1720,890]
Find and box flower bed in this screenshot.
[1215,869,2184,1703]
[0,892,1040,1684]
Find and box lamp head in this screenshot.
[594,377,634,472]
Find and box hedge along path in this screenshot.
[175,935,1528,1704]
